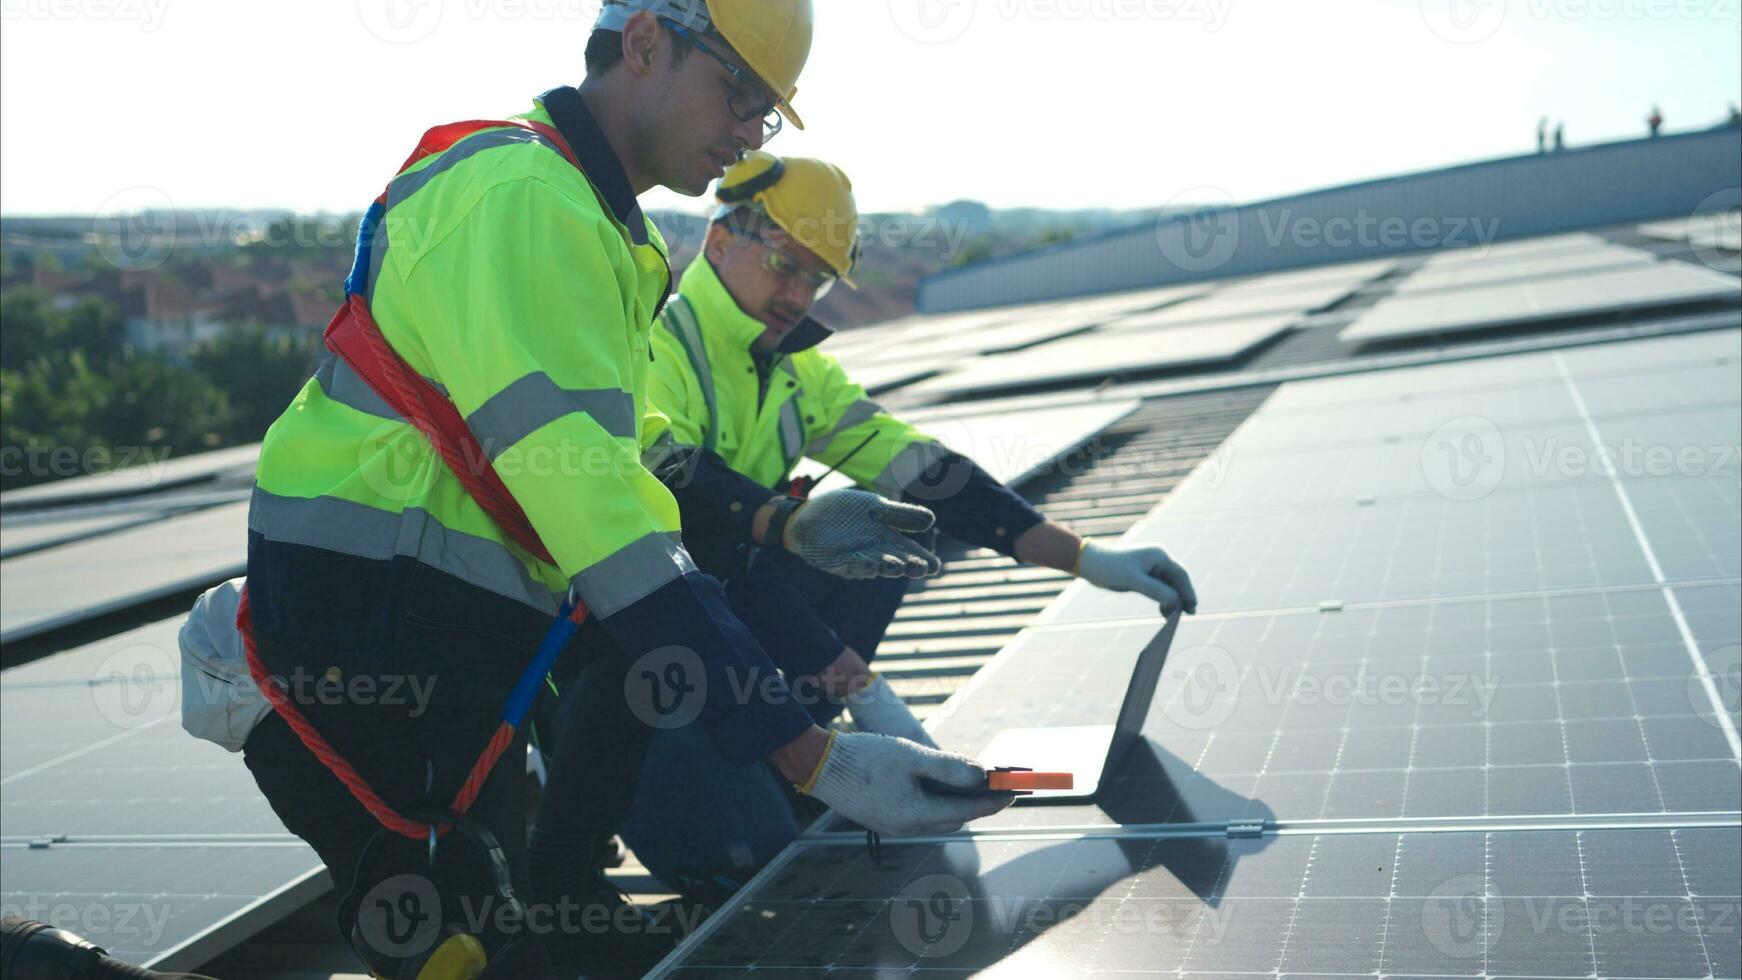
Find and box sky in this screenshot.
[2,0,1738,218]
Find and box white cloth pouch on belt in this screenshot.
[178,576,272,752]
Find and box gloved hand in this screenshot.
[1076,539,1199,618]
[845,673,938,749]
[782,489,942,580]
[799,731,1013,837]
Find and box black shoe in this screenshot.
[535,876,683,979]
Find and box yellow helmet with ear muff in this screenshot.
[715,151,861,286]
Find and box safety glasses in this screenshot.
[664,21,783,143]
[737,229,837,301]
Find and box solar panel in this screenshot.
[1390,245,1659,296]
[0,501,249,644]
[1419,231,1611,265]
[792,400,1141,496]
[835,359,946,395]
[1209,257,1397,295]
[1694,224,1742,254]
[1102,283,1353,332]
[0,618,293,839]
[1,511,167,560]
[654,322,1739,977]
[1048,336,1738,623]
[984,593,1732,825]
[828,308,1020,356]
[1640,213,1740,252]
[0,444,259,512]
[838,285,1213,373]
[910,313,1298,399]
[1640,219,1696,244]
[1256,327,1738,416]
[1340,263,1741,344]
[1049,483,1658,625]
[651,827,1740,978]
[837,309,1123,370]
[0,615,325,971]
[0,842,327,972]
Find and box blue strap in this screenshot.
[500,599,582,727]
[344,200,386,299]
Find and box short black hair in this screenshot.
[584,25,695,76]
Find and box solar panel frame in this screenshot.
[1340,262,1742,344]
[910,313,1299,399]
[0,444,259,512]
[1388,245,1659,297]
[0,501,249,644]
[1101,283,1354,332]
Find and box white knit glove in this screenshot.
[798,732,1012,837]
[783,489,942,579]
[844,674,938,749]
[1075,539,1199,618]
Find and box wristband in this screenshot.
[1072,537,1092,576]
[795,730,837,796]
[765,496,806,550]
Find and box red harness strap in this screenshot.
[240,117,588,839]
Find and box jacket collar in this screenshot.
[537,86,650,247]
[678,257,834,356]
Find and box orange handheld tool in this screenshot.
[920,766,1073,797]
[988,769,1074,792]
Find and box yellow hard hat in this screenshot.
[716,151,860,286]
[596,0,813,130]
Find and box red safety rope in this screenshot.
[240,116,587,839]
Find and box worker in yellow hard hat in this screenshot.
[213,2,1018,978]
[532,152,1201,909]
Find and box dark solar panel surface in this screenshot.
[662,828,1740,978]
[655,327,1741,978]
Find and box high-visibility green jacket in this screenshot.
[246,89,813,762]
[643,258,941,499]
[642,256,1048,572]
[637,256,1048,681]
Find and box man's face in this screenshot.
[706,222,834,352]
[634,21,773,196]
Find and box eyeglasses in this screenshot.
[736,229,837,301]
[664,21,783,143]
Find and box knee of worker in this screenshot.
[620,724,799,883]
[545,622,644,745]
[827,573,911,663]
[242,714,388,900]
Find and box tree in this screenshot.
[191,326,320,443]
